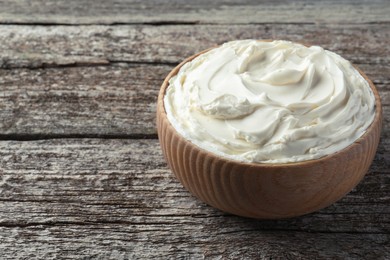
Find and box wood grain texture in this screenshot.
[0,65,170,137]
[0,64,389,138]
[0,24,389,68]
[0,0,389,257]
[0,139,389,258]
[0,24,389,136]
[0,0,389,25]
[0,227,388,259]
[0,139,388,225]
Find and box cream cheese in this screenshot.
[164,40,376,163]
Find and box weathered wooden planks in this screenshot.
[0,24,389,68]
[0,139,388,228]
[0,0,389,25]
[0,0,389,258]
[0,65,170,136]
[0,64,388,137]
[0,138,388,258]
[0,23,389,136]
[0,226,388,259]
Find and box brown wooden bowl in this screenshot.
[156,45,383,219]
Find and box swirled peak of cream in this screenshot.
[164,40,376,163]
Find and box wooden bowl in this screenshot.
[156,47,383,219]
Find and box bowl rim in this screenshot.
[157,40,383,168]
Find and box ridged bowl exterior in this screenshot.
[156,48,383,219]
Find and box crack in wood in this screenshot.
[0,221,388,236]
[0,60,178,70]
[0,59,386,70]
[0,133,158,141]
[0,21,389,26]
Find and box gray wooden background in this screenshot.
[0,0,389,259]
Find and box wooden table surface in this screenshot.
[0,1,389,259]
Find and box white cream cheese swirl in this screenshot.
[164,40,376,163]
